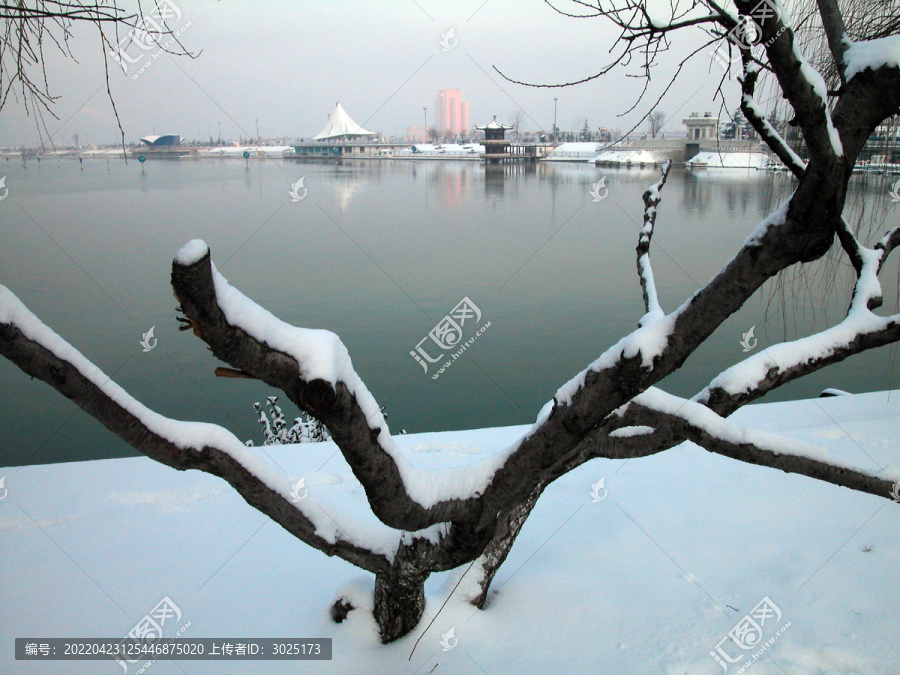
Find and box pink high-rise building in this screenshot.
[435,89,470,137]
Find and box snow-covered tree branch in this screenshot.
[2,0,900,646]
[625,388,898,499]
[636,160,671,326]
[739,58,807,176]
[0,286,401,575]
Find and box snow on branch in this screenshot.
[171,241,516,531]
[843,34,900,82]
[503,173,816,507]
[874,227,900,273]
[756,0,843,159]
[627,388,898,500]
[739,59,806,177]
[636,159,672,327]
[835,217,866,275]
[0,284,408,572]
[697,224,900,414]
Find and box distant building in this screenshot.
[405,125,429,143]
[435,89,470,137]
[140,134,180,146]
[475,115,512,163]
[682,113,718,141]
[313,102,377,142]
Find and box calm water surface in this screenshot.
[1,157,898,466]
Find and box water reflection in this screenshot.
[0,157,896,467]
[681,169,790,216]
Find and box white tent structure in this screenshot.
[313,101,376,141]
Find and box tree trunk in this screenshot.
[469,485,545,609]
[373,567,428,643]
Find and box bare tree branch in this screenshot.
[1,0,198,148]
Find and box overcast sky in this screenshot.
[3,0,740,146]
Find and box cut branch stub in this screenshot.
[171,246,217,323]
[301,378,340,416]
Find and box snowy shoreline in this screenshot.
[2,391,899,674]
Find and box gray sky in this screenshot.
[3,0,739,146]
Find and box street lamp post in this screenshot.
[553,97,558,144]
[423,107,427,141]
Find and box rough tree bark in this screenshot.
[2,0,900,644]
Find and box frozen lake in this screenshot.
[1,156,898,466]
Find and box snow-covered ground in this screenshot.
[2,392,899,674]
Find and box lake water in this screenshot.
[1,156,898,467]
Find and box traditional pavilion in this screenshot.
[313,101,376,142]
[476,115,513,163]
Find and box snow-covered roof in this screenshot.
[475,115,512,131]
[313,102,375,140]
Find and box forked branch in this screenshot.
[170,243,482,531]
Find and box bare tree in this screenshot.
[647,109,666,138]
[1,1,197,148]
[3,0,900,646]
[508,108,526,141]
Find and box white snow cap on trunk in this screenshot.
[174,239,210,266]
[844,35,900,80]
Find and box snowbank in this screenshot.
[1,392,899,674]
